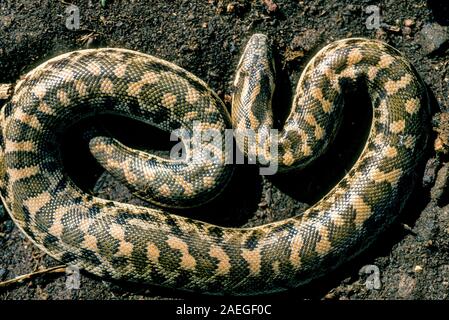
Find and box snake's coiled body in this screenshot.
[0,35,429,295]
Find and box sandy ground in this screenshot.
[0,0,448,300]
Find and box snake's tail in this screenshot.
[89,135,234,208]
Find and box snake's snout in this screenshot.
[247,33,268,49]
[237,34,274,75]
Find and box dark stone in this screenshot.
[417,23,449,55]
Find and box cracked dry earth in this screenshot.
[0,0,449,300]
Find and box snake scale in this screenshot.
[0,34,430,295]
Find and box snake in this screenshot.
[0,34,430,295]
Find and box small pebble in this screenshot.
[375,29,387,41]
[404,19,415,27]
[384,25,401,33]
[263,0,278,13]
[433,112,449,154]
[229,42,236,53]
[324,292,336,300]
[402,26,412,36]
[423,157,438,187]
[414,265,423,273]
[258,201,268,208]
[417,23,449,55]
[402,223,417,235]
[226,3,235,13]
[1,15,14,29]
[223,94,232,105]
[430,162,449,203]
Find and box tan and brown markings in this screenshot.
[0,34,429,295]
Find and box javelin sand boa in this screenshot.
[0,34,429,295]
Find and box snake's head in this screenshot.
[235,34,275,80]
[232,34,276,129]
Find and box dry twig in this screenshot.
[0,265,66,288]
